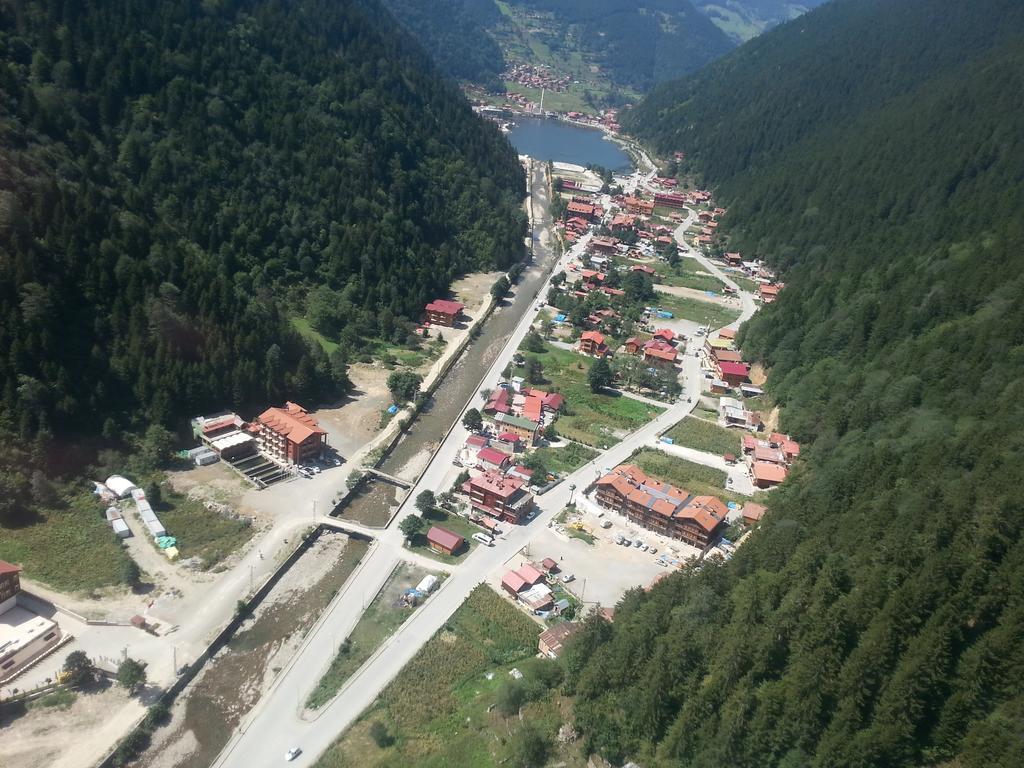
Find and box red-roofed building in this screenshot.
[426,526,465,555]
[0,560,21,611]
[476,447,511,472]
[516,563,546,586]
[643,344,678,367]
[590,236,619,254]
[542,392,564,413]
[567,200,596,219]
[255,402,327,465]
[631,264,657,277]
[483,387,511,415]
[653,328,676,344]
[623,337,644,355]
[462,469,534,524]
[623,196,655,216]
[594,465,726,548]
[758,284,781,303]
[578,331,608,357]
[501,571,527,595]
[752,461,788,488]
[718,327,737,340]
[742,502,768,525]
[425,299,465,327]
[716,361,751,386]
[654,192,687,209]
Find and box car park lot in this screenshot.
[526,512,695,609]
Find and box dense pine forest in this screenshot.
[378,0,506,88]
[0,0,525,491]
[560,1,1024,766]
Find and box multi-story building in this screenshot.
[0,561,63,683]
[461,470,534,524]
[593,465,727,548]
[424,299,465,327]
[254,401,327,465]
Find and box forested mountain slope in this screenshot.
[514,0,736,91]
[564,1,1024,766]
[0,0,525,456]
[378,0,506,87]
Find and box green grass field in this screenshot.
[632,448,752,506]
[314,585,576,768]
[407,510,481,564]
[650,291,741,329]
[291,315,338,354]
[514,342,664,448]
[0,493,134,594]
[154,485,253,570]
[665,417,742,456]
[530,442,599,476]
[657,258,726,293]
[307,563,432,709]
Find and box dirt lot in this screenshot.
[138,532,370,768]
[0,685,145,768]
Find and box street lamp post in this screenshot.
[568,483,576,506]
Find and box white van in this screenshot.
[472,532,494,547]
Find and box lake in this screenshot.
[507,117,633,172]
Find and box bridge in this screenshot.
[363,468,413,489]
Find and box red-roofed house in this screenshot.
[653,328,676,344]
[516,563,546,586]
[255,402,327,465]
[541,392,564,413]
[578,331,608,357]
[483,387,511,416]
[643,344,678,367]
[623,337,644,355]
[758,284,780,303]
[501,571,527,595]
[742,502,768,525]
[476,447,511,472]
[425,299,465,327]
[716,361,751,386]
[718,327,737,340]
[426,526,465,555]
[752,461,788,488]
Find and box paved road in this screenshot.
[214,194,757,768]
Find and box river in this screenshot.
[507,117,633,172]
[338,161,558,524]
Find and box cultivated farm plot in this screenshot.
[313,585,581,768]
[651,292,741,329]
[514,342,664,448]
[632,448,753,507]
[665,416,743,456]
[657,258,727,293]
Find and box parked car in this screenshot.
[285,747,302,762]
[472,532,494,547]
[649,547,658,554]
[633,539,644,548]
[561,573,575,584]
[600,520,612,529]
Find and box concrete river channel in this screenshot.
[337,162,560,526]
